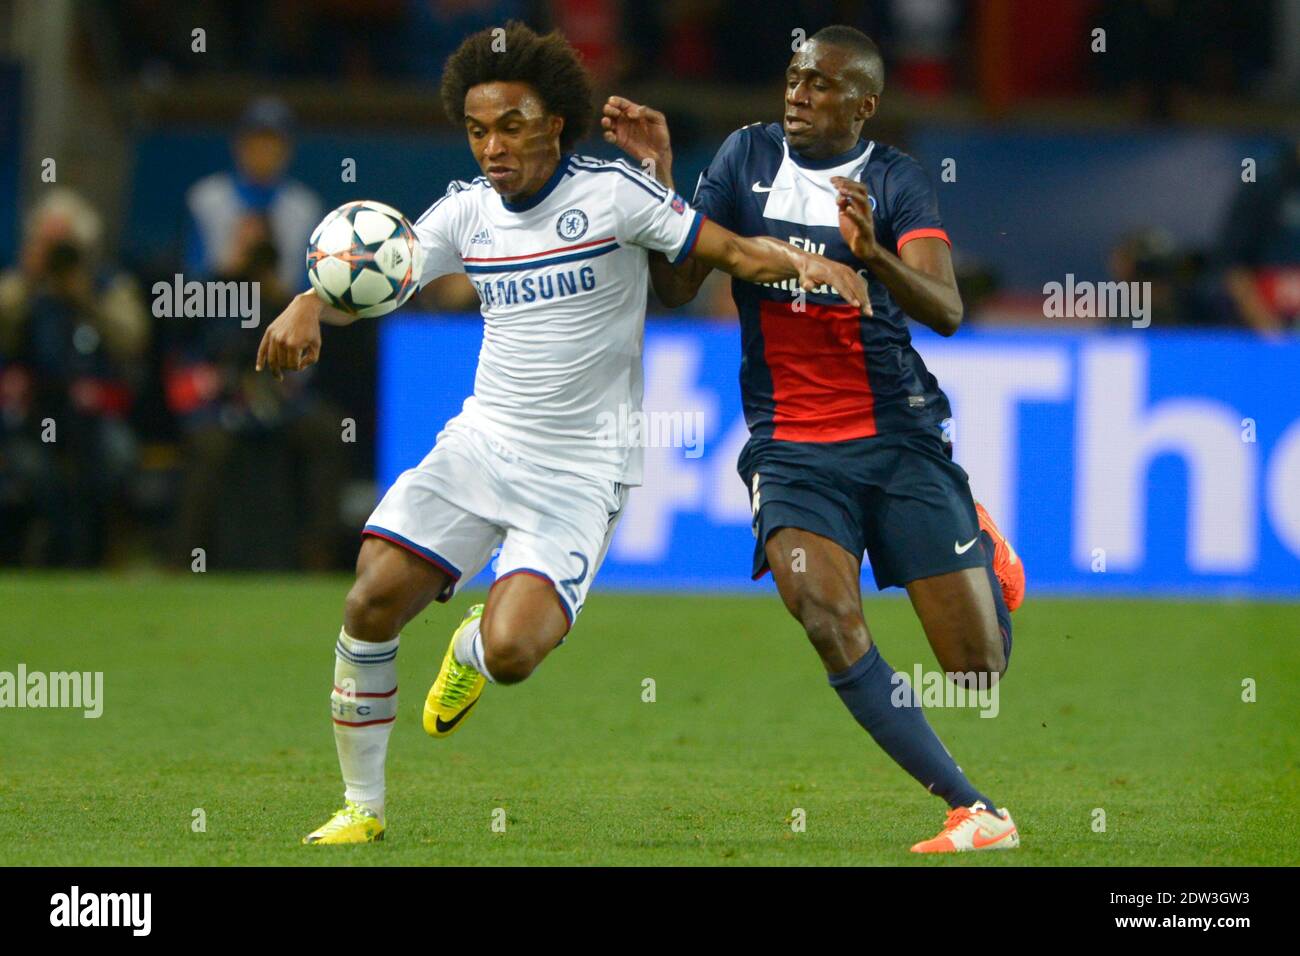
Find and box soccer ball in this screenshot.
[306,200,425,318]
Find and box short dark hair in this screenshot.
[810,25,885,96]
[440,21,594,150]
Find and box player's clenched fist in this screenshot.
[256,290,324,381]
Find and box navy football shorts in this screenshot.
[738,429,986,590]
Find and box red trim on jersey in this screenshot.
[332,686,398,699]
[491,568,575,634]
[360,529,459,579]
[760,300,877,441]
[676,212,707,263]
[494,568,557,589]
[462,235,617,263]
[896,228,951,252]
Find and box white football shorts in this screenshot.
[362,421,629,629]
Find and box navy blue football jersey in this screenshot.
[691,122,954,441]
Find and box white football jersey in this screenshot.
[412,154,704,485]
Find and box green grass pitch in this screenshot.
[1,573,1296,866]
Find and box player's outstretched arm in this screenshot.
[689,220,872,315]
[255,290,356,381]
[602,95,714,308]
[647,250,714,308]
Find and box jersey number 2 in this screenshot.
[559,551,589,609]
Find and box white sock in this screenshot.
[331,628,399,820]
[452,616,496,683]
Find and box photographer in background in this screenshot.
[0,188,150,566]
[169,97,344,571]
[185,96,322,293]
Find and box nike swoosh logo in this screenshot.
[752,181,774,192]
[971,825,1017,849]
[955,537,979,555]
[434,698,477,733]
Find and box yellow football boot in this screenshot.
[423,603,486,738]
[302,800,384,845]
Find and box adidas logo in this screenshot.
[470,228,492,245]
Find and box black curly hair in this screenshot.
[440,21,594,151]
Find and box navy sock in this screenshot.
[981,531,1013,668]
[829,644,996,810]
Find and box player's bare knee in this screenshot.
[796,595,866,662]
[940,641,1005,682]
[343,579,403,643]
[481,628,542,684]
[973,625,1008,677]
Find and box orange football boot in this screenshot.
[911,801,1019,853]
[975,501,1025,612]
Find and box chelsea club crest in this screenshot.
[557,208,589,241]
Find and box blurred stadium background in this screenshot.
[4,1,1300,870]
[1,0,1299,597]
